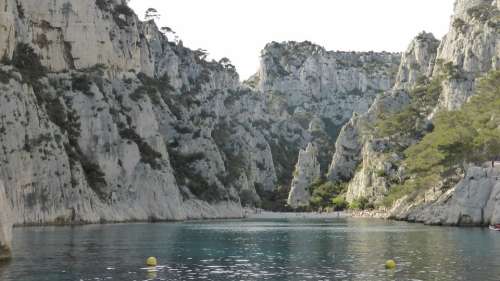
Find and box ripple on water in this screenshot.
[2,219,500,281]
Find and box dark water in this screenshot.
[1,218,500,281]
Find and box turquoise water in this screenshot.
[1,218,500,281]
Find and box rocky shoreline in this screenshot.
[0,0,499,261]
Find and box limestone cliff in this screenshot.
[329,0,499,225]
[328,32,440,192]
[0,0,301,228]
[287,143,320,208]
[0,0,403,246]
[1,0,488,260]
[391,165,500,226]
[0,181,12,260]
[435,0,500,109]
[251,41,400,174]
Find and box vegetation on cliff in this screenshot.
[384,70,500,205]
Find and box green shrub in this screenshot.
[95,0,111,11]
[255,185,292,212]
[212,123,246,186]
[376,169,388,177]
[131,73,175,105]
[349,197,370,210]
[240,189,258,207]
[112,4,135,28]
[72,74,93,96]
[452,18,467,31]
[268,137,300,187]
[0,68,16,84]
[119,128,163,169]
[375,76,442,140]
[442,62,466,80]
[167,148,223,202]
[466,4,494,22]
[309,179,347,210]
[384,70,500,206]
[331,195,348,211]
[12,43,47,83]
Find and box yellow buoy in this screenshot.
[385,259,396,269]
[146,257,158,267]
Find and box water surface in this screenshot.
[1,218,499,280]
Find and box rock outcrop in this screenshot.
[257,41,400,117]
[287,143,320,208]
[435,0,499,110]
[328,0,500,224]
[0,180,12,260]
[0,0,404,238]
[328,32,440,195]
[251,41,400,173]
[1,0,491,245]
[0,0,286,226]
[391,165,500,226]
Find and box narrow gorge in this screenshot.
[0,0,499,261]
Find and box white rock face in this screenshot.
[287,143,320,208]
[329,0,500,221]
[257,41,399,126]
[0,180,12,260]
[1,0,149,73]
[0,8,15,60]
[395,32,440,90]
[345,139,399,203]
[0,0,447,240]
[391,166,500,226]
[435,0,499,109]
[253,41,400,176]
[0,0,283,226]
[328,33,439,186]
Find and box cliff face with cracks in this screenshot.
[287,143,320,208]
[0,0,405,255]
[1,0,492,260]
[435,0,500,110]
[0,0,289,230]
[0,0,275,255]
[391,165,500,225]
[251,41,400,176]
[0,180,12,260]
[328,33,439,186]
[329,0,500,225]
[388,0,500,225]
[328,32,440,202]
[249,42,400,208]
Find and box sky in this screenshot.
[129,0,456,80]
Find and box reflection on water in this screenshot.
[1,218,499,280]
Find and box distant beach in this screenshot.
[245,211,348,219]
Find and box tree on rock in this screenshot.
[145,8,160,21]
[219,57,235,71]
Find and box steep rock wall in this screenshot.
[287,143,320,208]
[391,166,500,226]
[328,0,499,224]
[328,32,439,187]
[0,0,291,227]
[0,180,12,260]
[250,41,400,189]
